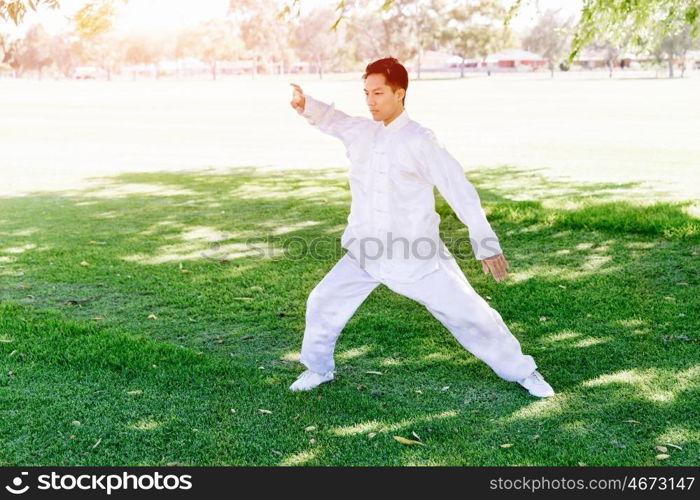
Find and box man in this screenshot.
[288,57,554,398]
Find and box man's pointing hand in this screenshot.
[482,253,509,282]
[290,83,305,112]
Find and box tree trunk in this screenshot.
[460,55,464,78]
[212,60,217,80]
[416,46,422,79]
[668,56,674,78]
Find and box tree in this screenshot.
[48,31,78,77]
[0,0,59,25]
[440,0,513,78]
[362,1,419,65]
[72,1,128,80]
[294,6,345,79]
[380,0,448,79]
[340,2,423,70]
[651,23,697,76]
[282,0,447,77]
[232,0,295,77]
[121,33,159,79]
[585,38,623,77]
[558,0,700,77]
[0,31,22,76]
[15,23,52,78]
[567,0,700,61]
[283,0,700,69]
[343,8,389,64]
[522,9,575,78]
[179,19,244,80]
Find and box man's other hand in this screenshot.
[481,253,509,282]
[290,83,305,112]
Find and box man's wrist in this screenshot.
[483,253,503,260]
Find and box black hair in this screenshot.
[362,57,408,106]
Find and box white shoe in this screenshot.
[518,370,555,398]
[289,369,334,391]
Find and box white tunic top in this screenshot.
[298,95,502,283]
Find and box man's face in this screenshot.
[364,73,404,122]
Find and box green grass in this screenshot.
[1,166,698,465]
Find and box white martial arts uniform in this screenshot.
[295,95,537,382]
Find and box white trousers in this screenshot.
[299,252,537,382]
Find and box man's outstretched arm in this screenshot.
[289,82,369,147]
[415,129,509,282]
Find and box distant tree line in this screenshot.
[1,0,698,79]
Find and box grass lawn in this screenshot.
[1,165,698,466]
[0,75,698,465]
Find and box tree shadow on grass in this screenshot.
[0,165,698,465]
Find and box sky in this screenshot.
[1,0,583,38]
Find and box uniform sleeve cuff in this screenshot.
[472,235,502,260]
[297,94,325,123]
